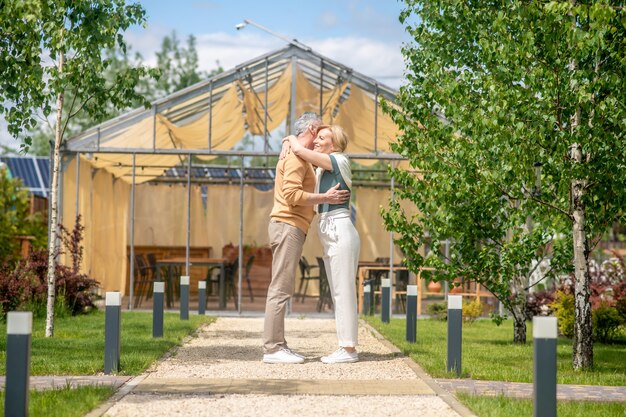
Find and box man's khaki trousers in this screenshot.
[263,221,306,353]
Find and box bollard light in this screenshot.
[5,312,32,417]
[104,292,122,374]
[180,276,190,320]
[198,281,207,315]
[381,278,391,323]
[447,295,462,377]
[533,316,557,417]
[153,282,164,338]
[363,283,372,316]
[406,285,418,343]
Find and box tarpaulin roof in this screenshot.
[63,43,403,184]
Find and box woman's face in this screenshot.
[313,128,335,154]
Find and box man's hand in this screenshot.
[323,183,350,204]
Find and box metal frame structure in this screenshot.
[61,43,404,313]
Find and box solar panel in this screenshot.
[0,156,49,197]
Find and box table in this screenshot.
[155,257,227,309]
[356,262,408,314]
[357,264,441,315]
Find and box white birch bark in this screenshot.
[45,51,64,338]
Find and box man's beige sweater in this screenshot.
[270,151,316,233]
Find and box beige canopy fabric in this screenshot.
[84,62,401,183]
[62,156,130,293]
[62,155,414,294]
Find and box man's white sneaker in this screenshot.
[263,348,305,364]
[284,348,305,359]
[321,347,358,364]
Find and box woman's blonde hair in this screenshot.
[316,124,348,152]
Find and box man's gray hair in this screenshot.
[293,112,321,136]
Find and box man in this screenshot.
[263,112,350,364]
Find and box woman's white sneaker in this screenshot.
[321,347,358,364]
[263,348,305,364]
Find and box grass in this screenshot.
[457,393,626,417]
[363,316,626,386]
[0,385,115,417]
[0,310,214,375]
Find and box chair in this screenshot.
[316,257,334,312]
[219,255,255,308]
[243,255,255,302]
[223,257,239,309]
[394,269,409,313]
[131,254,152,308]
[297,256,320,302]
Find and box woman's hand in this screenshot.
[288,135,304,154]
[278,135,299,159]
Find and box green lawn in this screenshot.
[0,385,115,417]
[0,310,214,375]
[457,393,626,417]
[363,316,626,386]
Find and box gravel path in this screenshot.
[102,316,470,417]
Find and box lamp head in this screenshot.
[235,22,247,30]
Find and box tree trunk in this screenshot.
[571,174,593,369]
[509,272,528,344]
[512,310,527,344]
[509,292,527,344]
[45,51,64,338]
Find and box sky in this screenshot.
[1,0,413,150]
[129,0,410,88]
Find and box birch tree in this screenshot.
[387,1,626,369]
[0,0,157,336]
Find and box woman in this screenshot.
[281,125,361,363]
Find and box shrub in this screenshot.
[550,290,575,338]
[525,289,556,319]
[462,298,483,324]
[0,215,99,319]
[613,281,626,321]
[426,301,447,321]
[593,302,625,343]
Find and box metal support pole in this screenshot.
[208,81,213,151]
[533,316,557,417]
[238,156,244,314]
[388,160,395,314]
[363,282,372,316]
[447,295,462,377]
[74,153,80,217]
[406,284,418,343]
[153,282,164,337]
[198,281,206,315]
[180,276,189,320]
[104,292,122,374]
[381,278,391,323]
[129,154,136,310]
[152,104,157,151]
[288,56,297,135]
[374,84,379,153]
[264,58,269,154]
[5,312,32,417]
[185,155,192,277]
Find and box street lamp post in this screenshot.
[235,19,311,51]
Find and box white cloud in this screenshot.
[308,37,404,89]
[194,32,283,73]
[319,11,338,28]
